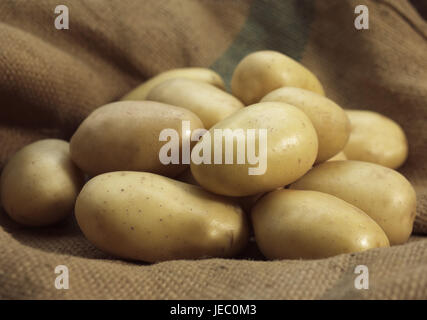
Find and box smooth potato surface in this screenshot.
[261,87,350,162]
[0,139,84,226]
[290,160,417,245]
[231,51,324,105]
[344,110,408,169]
[121,68,225,101]
[327,151,347,161]
[252,189,389,259]
[70,101,204,177]
[190,102,318,196]
[75,171,249,262]
[147,78,243,128]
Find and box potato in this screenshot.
[190,102,318,196]
[121,68,225,101]
[175,168,264,215]
[0,139,84,226]
[290,160,417,245]
[231,51,324,105]
[70,101,204,177]
[327,151,347,161]
[251,189,390,260]
[75,171,249,262]
[147,78,244,128]
[343,110,408,169]
[261,87,350,162]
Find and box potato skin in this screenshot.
[190,102,318,197]
[251,189,389,260]
[327,151,347,161]
[0,139,84,226]
[70,101,204,177]
[121,68,225,101]
[75,171,249,262]
[231,51,324,105]
[261,87,350,163]
[175,168,266,215]
[147,78,244,128]
[290,160,417,245]
[343,110,408,169]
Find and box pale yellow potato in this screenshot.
[121,68,225,101]
[327,151,347,161]
[70,101,204,177]
[231,51,325,105]
[0,139,84,226]
[75,171,249,262]
[190,102,318,197]
[344,110,408,169]
[290,160,417,245]
[147,78,244,128]
[261,87,350,163]
[175,168,265,214]
[251,189,390,260]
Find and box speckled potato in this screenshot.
[290,160,417,245]
[327,151,347,161]
[147,78,244,128]
[75,171,249,262]
[0,139,84,226]
[70,101,204,177]
[343,110,408,169]
[261,87,350,162]
[121,68,225,101]
[190,102,318,196]
[251,189,390,260]
[231,51,325,105]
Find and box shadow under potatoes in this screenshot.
[0,207,113,260]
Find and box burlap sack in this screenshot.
[1,0,426,299]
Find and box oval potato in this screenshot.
[252,189,390,260]
[147,78,244,128]
[231,51,325,105]
[261,87,350,162]
[344,110,408,169]
[75,171,249,262]
[121,68,225,101]
[0,139,84,226]
[70,101,204,177]
[290,160,417,245]
[190,102,318,196]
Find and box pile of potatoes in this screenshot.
[0,51,416,262]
